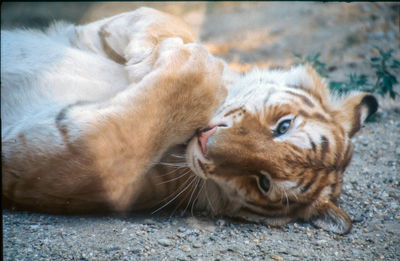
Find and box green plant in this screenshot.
[293,53,329,77]
[294,48,399,99]
[370,47,399,99]
[329,74,371,95]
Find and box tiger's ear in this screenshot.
[310,200,352,234]
[336,93,378,137]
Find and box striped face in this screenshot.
[186,65,378,234]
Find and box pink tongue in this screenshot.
[199,126,217,155]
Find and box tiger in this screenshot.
[1,7,378,234]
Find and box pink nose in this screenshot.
[198,126,217,155]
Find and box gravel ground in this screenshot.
[2,2,400,260]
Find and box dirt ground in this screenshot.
[2,2,400,260]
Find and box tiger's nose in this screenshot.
[197,126,217,155]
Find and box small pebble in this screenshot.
[144,219,156,225]
[271,255,284,261]
[176,233,185,239]
[158,238,173,247]
[192,243,201,248]
[216,219,226,226]
[180,245,191,252]
[178,227,186,233]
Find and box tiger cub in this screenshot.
[1,7,377,234]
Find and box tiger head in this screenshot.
[186,65,378,234]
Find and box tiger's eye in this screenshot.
[274,119,291,136]
[258,175,270,193]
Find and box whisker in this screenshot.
[169,185,191,218]
[156,170,190,185]
[156,166,189,178]
[284,190,289,210]
[191,179,205,216]
[152,176,197,214]
[182,177,201,215]
[170,154,186,159]
[169,196,185,218]
[205,181,216,215]
[154,173,193,208]
[290,190,299,201]
[279,188,284,204]
[161,171,193,200]
[167,175,201,218]
[157,161,189,167]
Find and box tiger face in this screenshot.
[186,65,378,234]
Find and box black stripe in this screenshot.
[301,169,319,194]
[224,107,244,117]
[320,136,329,161]
[308,134,316,152]
[340,143,353,171]
[330,183,338,198]
[301,180,313,193]
[297,171,305,177]
[285,90,315,107]
[313,112,328,122]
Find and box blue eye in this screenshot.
[274,119,291,136]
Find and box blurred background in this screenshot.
[2,2,399,90]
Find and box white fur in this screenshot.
[1,23,130,154]
[210,66,319,127]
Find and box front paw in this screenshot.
[231,210,293,227]
[154,38,227,139]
